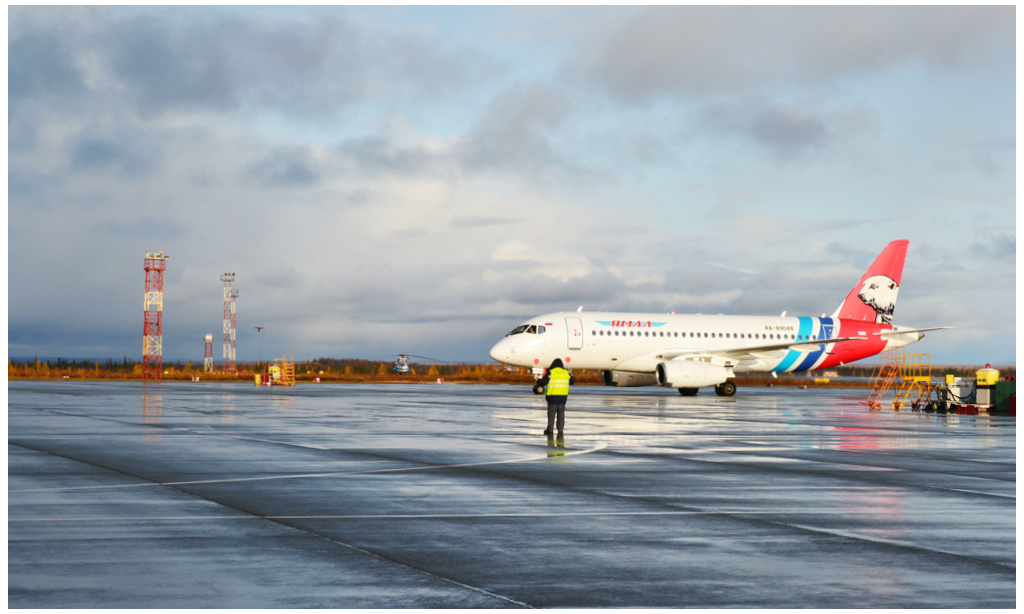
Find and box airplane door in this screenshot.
[565,317,584,350]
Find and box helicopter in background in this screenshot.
[385,354,448,375]
[393,355,411,374]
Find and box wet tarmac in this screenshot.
[8,381,1015,608]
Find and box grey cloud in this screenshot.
[107,17,239,114]
[461,82,570,174]
[337,137,438,175]
[749,108,826,157]
[9,21,84,101]
[92,217,189,240]
[10,7,506,120]
[970,234,1015,261]
[390,229,427,240]
[9,319,139,360]
[479,271,623,308]
[8,168,50,199]
[9,113,40,154]
[582,6,1014,101]
[703,103,872,159]
[971,152,999,179]
[253,266,302,290]
[450,215,521,228]
[70,132,159,177]
[247,147,320,187]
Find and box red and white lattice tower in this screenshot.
[204,334,214,372]
[221,273,238,373]
[142,252,169,381]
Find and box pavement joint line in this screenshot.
[9,510,936,522]
[7,441,608,493]
[785,523,1017,571]
[302,530,535,609]
[602,446,1018,498]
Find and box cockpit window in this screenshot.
[538,326,546,334]
[526,325,537,334]
[506,325,529,337]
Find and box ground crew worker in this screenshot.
[538,358,574,436]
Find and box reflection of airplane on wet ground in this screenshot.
[490,240,950,396]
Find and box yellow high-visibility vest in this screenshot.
[546,367,570,396]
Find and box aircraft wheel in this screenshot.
[532,384,545,395]
[678,388,699,396]
[714,381,737,397]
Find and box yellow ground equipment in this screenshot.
[864,348,935,411]
[976,365,1000,405]
[273,354,296,386]
[977,366,1000,386]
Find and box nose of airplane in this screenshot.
[489,340,504,362]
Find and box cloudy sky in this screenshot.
[8,6,1016,365]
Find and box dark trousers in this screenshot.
[546,400,566,432]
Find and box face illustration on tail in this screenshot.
[857,275,899,324]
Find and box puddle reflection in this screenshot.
[221,394,236,423]
[272,396,295,411]
[141,390,162,442]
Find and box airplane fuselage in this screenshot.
[489,312,924,376]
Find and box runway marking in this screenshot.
[8,442,608,493]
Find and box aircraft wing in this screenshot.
[659,336,866,362]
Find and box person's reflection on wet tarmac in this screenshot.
[546,432,565,457]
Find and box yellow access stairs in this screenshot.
[864,349,934,411]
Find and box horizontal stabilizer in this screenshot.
[874,326,953,336]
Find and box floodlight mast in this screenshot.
[221,273,238,373]
[142,252,169,381]
[204,334,214,372]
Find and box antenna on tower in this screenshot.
[221,273,238,374]
[142,252,169,381]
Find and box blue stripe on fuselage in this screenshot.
[773,316,814,372]
[794,317,833,372]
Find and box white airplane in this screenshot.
[489,240,948,396]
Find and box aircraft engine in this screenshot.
[656,361,730,389]
[601,370,658,387]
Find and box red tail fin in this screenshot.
[833,240,909,324]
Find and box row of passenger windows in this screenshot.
[591,330,820,341]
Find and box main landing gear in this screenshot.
[678,381,736,396]
[714,381,737,397]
